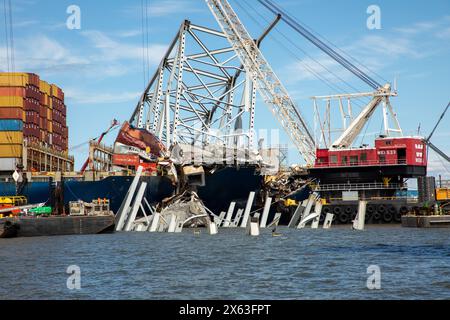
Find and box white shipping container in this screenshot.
[0,158,19,171]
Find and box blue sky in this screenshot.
[1,0,449,176]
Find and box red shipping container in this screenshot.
[39,104,47,118]
[27,73,40,88]
[140,162,157,173]
[40,117,47,130]
[24,99,39,112]
[52,99,62,113]
[113,154,140,167]
[52,109,61,124]
[26,85,42,101]
[0,107,23,120]
[50,87,63,101]
[23,125,39,138]
[25,111,39,126]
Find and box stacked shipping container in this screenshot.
[50,84,68,152]
[0,73,69,170]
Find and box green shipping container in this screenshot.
[30,206,52,215]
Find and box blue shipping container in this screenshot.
[0,119,23,131]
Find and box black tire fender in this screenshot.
[333,206,342,215]
[382,211,393,223]
[338,212,350,224]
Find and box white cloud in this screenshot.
[13,20,38,28]
[145,0,202,17]
[81,30,166,65]
[116,29,142,38]
[65,87,141,104]
[0,30,167,79]
[122,0,203,19]
[0,35,89,73]
[427,153,450,179]
[353,35,423,59]
[280,14,450,90]
[436,27,450,39]
[394,16,450,39]
[394,22,438,35]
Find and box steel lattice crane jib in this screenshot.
[205,0,316,165]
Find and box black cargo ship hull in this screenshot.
[0,166,263,216]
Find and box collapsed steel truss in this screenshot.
[130,20,259,152]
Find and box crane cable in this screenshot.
[2,0,16,155]
[260,1,388,86]
[145,0,150,84]
[259,0,381,89]
[141,0,152,90]
[258,0,383,90]
[7,0,14,72]
[69,125,120,151]
[232,0,372,146]
[2,0,10,73]
[141,0,147,89]
[234,0,370,110]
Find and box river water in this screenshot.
[0,226,449,300]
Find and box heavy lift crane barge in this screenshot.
[123,0,443,224]
[204,0,434,224]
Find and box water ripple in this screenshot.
[0,226,449,299]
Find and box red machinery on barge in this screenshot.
[308,136,427,224]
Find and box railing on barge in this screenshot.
[313,159,409,169]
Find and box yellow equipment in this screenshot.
[284,199,297,207]
[436,188,450,201]
[0,196,28,206]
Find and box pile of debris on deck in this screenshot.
[114,154,324,232]
[114,166,218,234]
[113,162,370,234]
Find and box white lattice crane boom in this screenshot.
[205,0,316,165]
[331,83,401,149]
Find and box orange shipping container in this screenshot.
[436,188,450,201]
[0,87,26,97]
[0,86,41,102]
[41,94,49,106]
